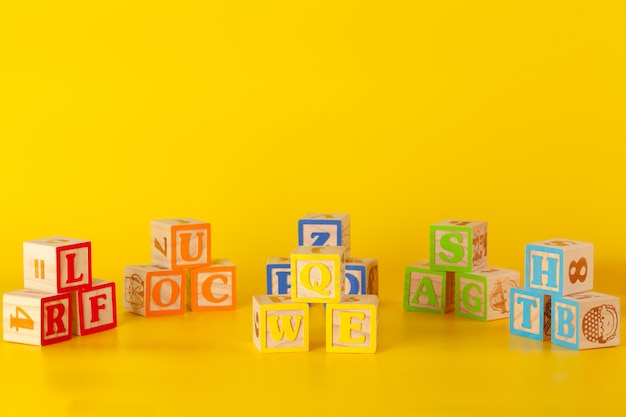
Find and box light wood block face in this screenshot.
[456,267,520,321]
[151,218,211,270]
[3,289,72,346]
[404,260,454,314]
[509,288,551,341]
[552,291,620,350]
[291,246,345,304]
[124,265,185,317]
[525,239,594,296]
[430,220,488,272]
[72,279,117,336]
[252,295,309,353]
[266,256,292,295]
[188,259,236,311]
[326,295,378,353]
[23,237,92,294]
[298,213,351,257]
[345,258,378,296]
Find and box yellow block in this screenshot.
[326,294,378,353]
[252,295,309,353]
[291,246,345,304]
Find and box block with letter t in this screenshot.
[298,213,350,257]
[151,218,211,270]
[430,220,487,272]
[509,287,551,341]
[71,278,117,336]
[252,295,309,353]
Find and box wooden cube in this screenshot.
[187,259,236,311]
[252,295,309,353]
[3,289,72,346]
[124,265,185,317]
[291,246,345,304]
[23,237,92,294]
[509,287,551,341]
[326,294,378,353]
[552,291,620,350]
[525,239,593,296]
[345,258,378,295]
[298,213,350,257]
[456,266,520,321]
[71,279,117,336]
[430,220,488,272]
[404,260,455,314]
[266,256,292,295]
[151,218,211,270]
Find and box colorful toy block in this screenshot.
[187,258,236,311]
[552,291,620,350]
[3,289,72,346]
[509,287,551,341]
[298,213,351,257]
[430,220,488,272]
[124,265,185,316]
[291,246,345,304]
[326,294,378,353]
[525,239,593,296]
[456,266,520,321]
[23,237,92,294]
[345,258,378,295]
[404,260,455,314]
[252,295,309,353]
[71,279,117,336]
[151,218,211,270]
[266,256,291,295]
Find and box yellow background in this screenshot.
[1,1,625,415]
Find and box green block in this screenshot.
[430,220,488,273]
[404,260,455,314]
[456,267,521,321]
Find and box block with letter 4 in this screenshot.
[291,246,345,304]
[71,278,117,336]
[326,294,378,353]
[345,258,378,296]
[298,213,351,257]
[151,218,211,270]
[124,265,185,317]
[509,287,551,341]
[187,258,236,312]
[456,266,520,321]
[252,295,309,353]
[404,260,455,314]
[430,220,487,272]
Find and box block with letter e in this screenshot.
[509,287,551,341]
[291,246,345,304]
[404,260,454,313]
[430,220,488,272]
[151,218,211,270]
[326,294,378,353]
[187,258,236,311]
[298,213,350,256]
[252,295,309,353]
[124,265,185,317]
[72,279,117,336]
[456,267,520,321]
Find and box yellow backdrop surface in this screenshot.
[1,1,625,416]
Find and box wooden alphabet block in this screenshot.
[23,237,92,294]
[71,279,117,336]
[266,256,291,295]
[187,258,236,311]
[456,266,520,321]
[124,265,185,316]
[404,260,455,314]
[3,289,72,346]
[298,213,350,257]
[430,220,488,272]
[252,295,309,353]
[525,239,593,296]
[291,246,345,304]
[509,287,551,341]
[326,294,378,353]
[552,291,620,350]
[345,258,378,296]
[151,218,211,270]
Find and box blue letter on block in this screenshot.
[526,245,563,294]
[509,288,544,341]
[266,262,292,295]
[345,264,366,295]
[552,298,578,350]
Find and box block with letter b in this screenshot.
[326,294,378,353]
[252,295,309,353]
[298,213,350,256]
[72,279,117,336]
[509,287,551,341]
[430,220,488,272]
[151,218,211,270]
[124,265,185,317]
[266,256,292,295]
[23,237,92,294]
[456,267,520,321]
[291,246,345,304]
[345,258,378,296]
[525,239,593,296]
[187,258,236,312]
[3,289,72,346]
[404,260,455,314]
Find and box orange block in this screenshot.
[124,265,186,317]
[187,259,236,311]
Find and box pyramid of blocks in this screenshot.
[509,239,620,350]
[3,237,117,346]
[404,220,521,321]
[124,218,236,316]
[253,213,379,353]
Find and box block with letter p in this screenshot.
[326,294,378,353]
[298,213,350,257]
[345,258,378,296]
[509,287,551,341]
[124,265,185,317]
[72,279,117,336]
[456,267,520,321]
[151,218,211,270]
[252,295,309,353]
[187,258,236,311]
[404,260,455,314]
[266,256,292,295]
[430,220,487,272]
[291,246,345,304]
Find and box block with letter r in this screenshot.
[298,213,350,257]
[430,220,487,272]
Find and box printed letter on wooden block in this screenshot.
[326,294,378,353]
[404,260,454,314]
[291,246,345,304]
[252,295,309,353]
[3,289,72,346]
[298,213,350,256]
[72,279,117,336]
[525,239,593,296]
[23,237,92,294]
[266,257,292,295]
[552,292,620,350]
[187,259,236,312]
[345,258,378,296]
[456,267,520,321]
[509,287,551,341]
[124,265,185,317]
[151,218,211,270]
[430,220,487,272]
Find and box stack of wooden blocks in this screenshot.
[254,213,379,353]
[3,237,117,346]
[404,220,521,321]
[509,239,620,350]
[124,218,236,316]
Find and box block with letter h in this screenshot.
[252,295,309,353]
